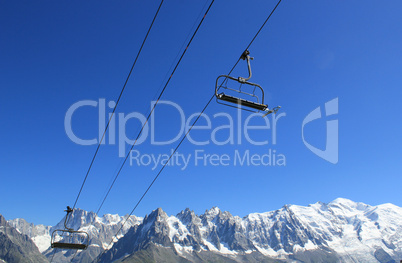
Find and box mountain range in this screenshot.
[3,198,402,263]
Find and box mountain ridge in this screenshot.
[9,209,143,263]
[7,198,402,263]
[0,214,48,263]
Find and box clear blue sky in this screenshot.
[1,0,401,226]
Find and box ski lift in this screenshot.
[215,50,280,116]
[51,206,89,250]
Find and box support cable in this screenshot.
[50,1,164,262]
[93,0,282,262]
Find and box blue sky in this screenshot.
[1,0,401,226]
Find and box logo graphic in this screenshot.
[302,98,338,164]
[64,99,287,157]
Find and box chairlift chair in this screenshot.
[215,50,280,116]
[50,207,89,250]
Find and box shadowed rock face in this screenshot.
[0,214,49,263]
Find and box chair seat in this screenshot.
[51,242,87,250]
[218,93,267,111]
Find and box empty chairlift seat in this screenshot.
[51,229,89,250]
[50,206,89,250]
[215,50,280,115]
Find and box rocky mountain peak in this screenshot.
[144,208,167,223]
[0,214,49,262]
[176,208,197,225]
[0,214,6,226]
[205,206,221,216]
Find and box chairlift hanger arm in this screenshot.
[63,206,73,231]
[238,50,254,83]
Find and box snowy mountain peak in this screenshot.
[145,208,168,222]
[330,197,355,204]
[51,208,96,232]
[176,208,197,225]
[376,202,402,211]
[328,197,371,213]
[177,207,192,216]
[0,214,7,226]
[8,217,52,253]
[207,206,221,213]
[96,213,122,225]
[0,214,48,262]
[202,206,222,220]
[330,197,364,207]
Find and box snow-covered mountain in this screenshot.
[8,218,52,253]
[0,214,48,263]
[9,209,143,263]
[8,198,402,263]
[97,198,402,263]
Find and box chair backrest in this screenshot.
[215,74,267,112]
[51,229,89,250]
